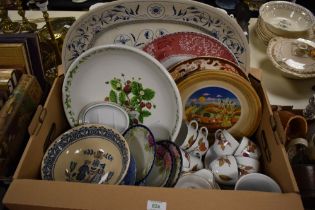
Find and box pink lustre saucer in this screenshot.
[142,32,238,69]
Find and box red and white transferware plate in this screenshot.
[169,56,248,83]
[142,32,238,69]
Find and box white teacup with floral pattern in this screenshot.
[235,156,260,177]
[210,155,238,185]
[176,120,199,151]
[213,129,239,156]
[234,136,261,159]
[179,148,203,172]
[188,127,209,157]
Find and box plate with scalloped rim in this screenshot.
[62,44,182,142]
[62,0,249,73]
[168,56,248,83]
[267,37,315,79]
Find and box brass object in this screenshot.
[0,1,20,33]
[42,10,61,64]
[16,0,37,32]
[38,17,75,84]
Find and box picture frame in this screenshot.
[0,33,46,89]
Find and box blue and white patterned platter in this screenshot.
[41,124,130,185]
[62,0,249,73]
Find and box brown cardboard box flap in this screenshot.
[4,179,303,210]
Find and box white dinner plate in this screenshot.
[62,0,249,73]
[62,44,182,141]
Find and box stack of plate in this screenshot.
[255,1,315,45]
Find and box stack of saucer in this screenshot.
[255,1,315,45]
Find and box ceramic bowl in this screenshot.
[209,155,238,185]
[259,1,315,37]
[41,124,130,185]
[235,173,282,192]
[78,101,129,133]
[174,173,218,189]
[123,124,156,184]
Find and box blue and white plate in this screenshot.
[41,124,130,185]
[62,0,249,73]
[120,155,137,185]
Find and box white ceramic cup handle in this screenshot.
[200,127,208,138]
[214,129,222,139]
[189,120,199,131]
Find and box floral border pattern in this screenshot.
[63,0,248,72]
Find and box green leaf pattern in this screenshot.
[105,74,156,125]
[64,50,156,125]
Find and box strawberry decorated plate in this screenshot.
[62,44,182,141]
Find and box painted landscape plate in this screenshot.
[177,71,261,138]
[62,0,249,73]
[169,56,248,83]
[41,124,130,185]
[62,45,182,141]
[142,32,238,69]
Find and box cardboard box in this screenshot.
[2,70,304,210]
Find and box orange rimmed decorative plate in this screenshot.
[168,56,248,83]
[177,71,261,138]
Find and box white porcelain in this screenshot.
[235,156,260,177]
[62,0,250,73]
[235,173,282,192]
[123,125,156,184]
[62,44,182,141]
[189,154,204,171]
[210,155,238,185]
[179,148,203,172]
[189,127,209,157]
[145,144,173,187]
[204,146,219,170]
[176,120,199,151]
[174,173,216,189]
[267,37,315,79]
[179,148,191,172]
[78,101,129,133]
[259,1,315,36]
[193,169,215,185]
[41,124,130,185]
[234,136,261,160]
[213,129,239,156]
